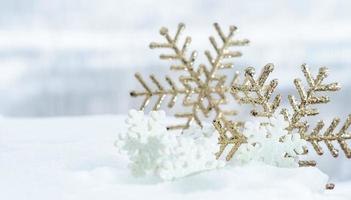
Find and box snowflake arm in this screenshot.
[303,115,351,158]
[281,64,340,131]
[231,63,281,117]
[213,119,247,161]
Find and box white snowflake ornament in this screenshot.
[116,110,224,181]
[230,114,306,168]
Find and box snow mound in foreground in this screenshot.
[64,162,332,200]
[1,116,350,200]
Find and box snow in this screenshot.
[1,115,351,200]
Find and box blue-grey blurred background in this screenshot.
[1,0,350,117]
[0,0,351,180]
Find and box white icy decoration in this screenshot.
[116,110,308,180]
[115,109,224,181]
[231,114,306,167]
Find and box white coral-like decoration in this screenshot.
[231,114,306,168]
[115,110,224,181]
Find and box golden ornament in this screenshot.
[223,63,351,189]
[130,23,248,130]
[226,64,351,160]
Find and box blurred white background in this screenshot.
[0,0,351,180]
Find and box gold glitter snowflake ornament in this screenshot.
[219,63,351,162]
[131,23,249,130]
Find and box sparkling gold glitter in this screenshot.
[131,23,248,130]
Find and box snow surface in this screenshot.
[1,115,351,200]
